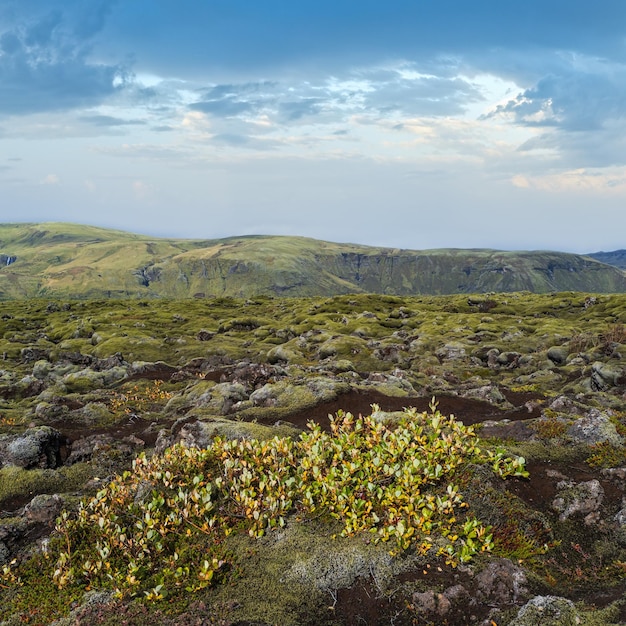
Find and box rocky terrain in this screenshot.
[0,292,626,625]
[2,222,626,299]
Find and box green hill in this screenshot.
[1,222,625,299]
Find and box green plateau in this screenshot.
[1,222,625,299]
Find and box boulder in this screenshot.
[470,345,498,363]
[23,493,65,524]
[267,345,300,364]
[591,361,625,390]
[496,351,521,367]
[65,434,115,465]
[32,360,51,379]
[0,426,64,469]
[228,362,286,389]
[460,384,509,406]
[249,384,278,407]
[62,367,127,392]
[0,517,28,566]
[567,410,623,446]
[189,382,249,414]
[615,504,626,526]
[93,354,127,371]
[250,378,346,411]
[167,418,295,450]
[127,361,177,380]
[373,344,407,364]
[0,539,9,566]
[435,342,467,361]
[547,395,584,416]
[547,346,569,366]
[20,347,50,363]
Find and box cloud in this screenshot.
[189,82,277,118]
[277,98,325,121]
[190,100,256,117]
[360,70,484,117]
[0,1,131,115]
[211,133,283,151]
[488,64,626,132]
[80,114,145,126]
[185,65,485,134]
[180,111,212,135]
[97,1,626,80]
[40,173,60,185]
[132,179,150,199]
[474,51,626,170]
[517,119,626,168]
[510,167,626,194]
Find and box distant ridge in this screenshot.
[0,222,625,299]
[587,250,626,270]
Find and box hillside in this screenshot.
[1,222,626,299]
[588,249,626,269]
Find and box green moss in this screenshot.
[0,462,99,507]
[205,518,402,625]
[500,441,591,464]
[92,336,167,362]
[0,466,64,507]
[586,442,626,468]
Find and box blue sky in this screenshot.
[2,1,626,252]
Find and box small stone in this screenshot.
[475,558,528,605]
[509,595,580,626]
[552,479,604,523]
[24,494,64,524]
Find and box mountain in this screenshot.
[1,222,625,299]
[587,249,626,269]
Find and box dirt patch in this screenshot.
[256,389,539,431]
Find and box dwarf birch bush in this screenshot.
[49,403,527,599]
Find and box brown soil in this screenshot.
[256,389,542,432]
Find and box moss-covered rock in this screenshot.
[62,367,126,393]
[567,410,624,446]
[509,595,621,626]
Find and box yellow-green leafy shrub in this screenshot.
[47,404,527,599]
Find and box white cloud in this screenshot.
[40,173,60,185]
[132,179,151,199]
[180,110,212,136]
[510,168,626,194]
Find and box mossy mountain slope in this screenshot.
[588,249,626,269]
[1,222,625,299]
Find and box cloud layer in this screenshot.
[1,0,626,252]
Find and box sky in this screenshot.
[1,1,626,253]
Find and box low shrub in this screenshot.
[6,404,527,602]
